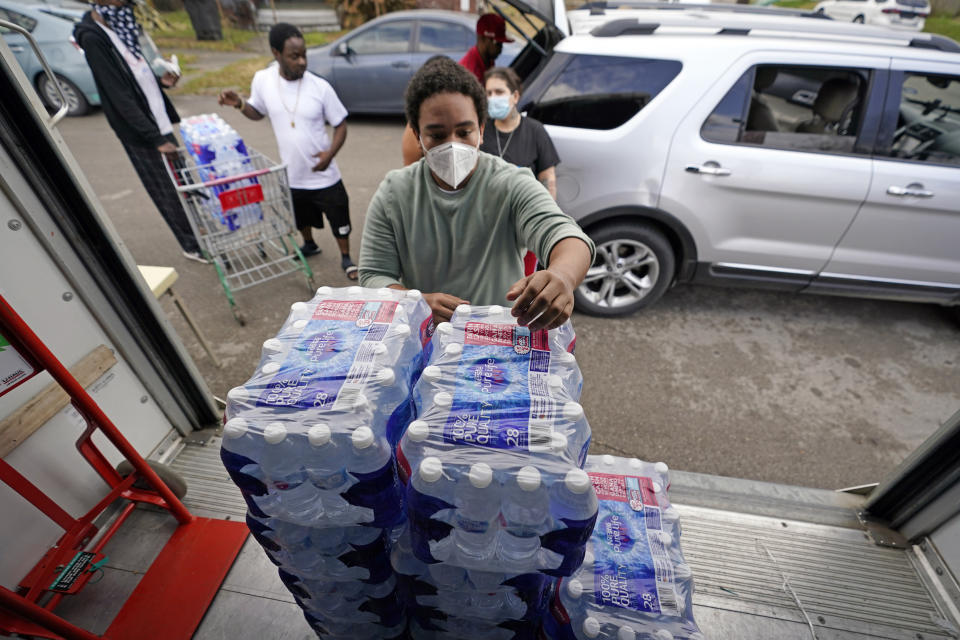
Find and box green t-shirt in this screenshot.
[358,152,594,306]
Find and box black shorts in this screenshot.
[290,181,351,238]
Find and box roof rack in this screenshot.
[589,16,960,53]
[581,1,827,19]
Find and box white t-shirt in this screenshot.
[248,67,348,190]
[97,23,173,137]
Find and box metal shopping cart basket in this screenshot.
[165,148,315,325]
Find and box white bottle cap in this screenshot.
[377,287,394,297]
[262,361,281,375]
[488,305,504,315]
[658,531,674,546]
[263,422,287,445]
[290,301,308,313]
[391,324,412,338]
[654,631,674,640]
[675,563,692,580]
[375,368,396,386]
[348,286,363,296]
[602,454,616,466]
[468,463,493,489]
[550,432,568,454]
[563,402,584,422]
[548,374,564,390]
[628,458,644,470]
[655,461,669,475]
[434,391,453,408]
[262,338,283,353]
[293,319,308,330]
[407,420,430,442]
[565,578,583,600]
[515,466,541,491]
[663,506,680,522]
[406,289,422,300]
[420,457,443,483]
[352,393,371,411]
[422,365,443,383]
[435,322,453,336]
[308,424,332,446]
[223,418,248,438]
[556,350,576,364]
[316,286,332,296]
[352,426,375,450]
[652,482,663,494]
[227,387,246,402]
[373,342,388,355]
[455,304,471,315]
[444,342,463,357]
[565,469,591,494]
[617,626,636,640]
[583,617,601,638]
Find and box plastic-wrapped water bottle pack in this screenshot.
[402,305,596,578]
[220,286,433,639]
[179,113,262,231]
[543,455,704,640]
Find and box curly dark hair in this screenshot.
[269,23,303,53]
[404,56,487,134]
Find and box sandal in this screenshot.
[342,255,359,281]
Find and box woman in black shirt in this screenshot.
[480,67,560,200]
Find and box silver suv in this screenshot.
[521,9,960,316]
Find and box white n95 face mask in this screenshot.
[421,140,479,189]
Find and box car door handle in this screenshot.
[685,164,732,176]
[887,185,934,198]
[391,61,410,68]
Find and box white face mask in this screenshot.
[421,139,479,189]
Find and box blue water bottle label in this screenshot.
[257,300,398,410]
[442,323,556,452]
[588,472,680,617]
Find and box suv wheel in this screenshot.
[575,222,675,317]
[853,14,865,22]
[38,74,90,117]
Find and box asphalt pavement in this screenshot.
[57,93,960,491]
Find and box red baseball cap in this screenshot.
[476,14,514,43]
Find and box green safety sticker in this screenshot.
[49,552,97,592]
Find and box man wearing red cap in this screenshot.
[460,13,514,85]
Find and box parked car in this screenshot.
[518,11,960,315]
[0,1,99,116]
[814,0,929,31]
[306,9,526,115]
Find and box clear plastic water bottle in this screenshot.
[259,423,320,524]
[304,424,348,491]
[398,419,431,485]
[452,462,500,563]
[409,456,455,562]
[551,470,598,523]
[344,425,403,527]
[499,465,549,564]
[349,426,392,476]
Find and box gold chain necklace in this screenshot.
[277,70,302,128]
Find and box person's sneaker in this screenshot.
[299,241,321,257]
[183,250,209,264]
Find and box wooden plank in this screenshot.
[0,344,116,458]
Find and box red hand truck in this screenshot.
[0,294,248,639]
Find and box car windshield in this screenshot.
[38,9,83,23]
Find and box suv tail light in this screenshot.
[69,35,84,54]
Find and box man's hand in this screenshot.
[157,141,178,159]
[218,90,241,109]
[506,269,576,332]
[312,150,334,172]
[423,293,470,325]
[160,71,179,88]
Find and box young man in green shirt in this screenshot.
[359,58,594,332]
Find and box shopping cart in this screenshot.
[165,148,315,325]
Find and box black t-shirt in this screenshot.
[480,116,560,176]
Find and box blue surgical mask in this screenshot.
[487,95,512,121]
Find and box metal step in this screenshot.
[677,503,958,639]
[168,437,247,521]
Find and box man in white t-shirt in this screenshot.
[218,23,357,280]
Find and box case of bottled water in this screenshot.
[401,305,595,580]
[179,113,263,231]
[220,286,432,638]
[543,455,704,640]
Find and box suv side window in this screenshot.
[702,65,871,155]
[887,72,960,167]
[526,53,682,130]
[0,8,38,32]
